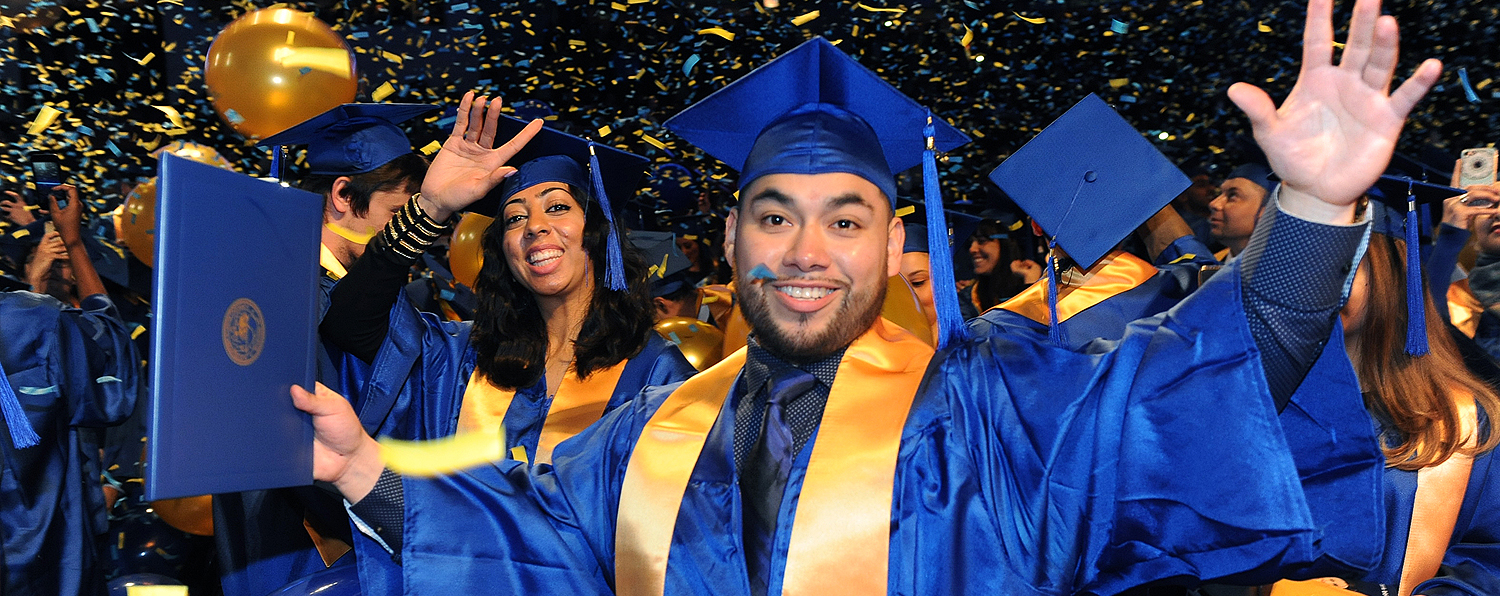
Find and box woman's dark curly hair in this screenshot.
[468,183,655,389]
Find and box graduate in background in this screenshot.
[211,104,435,596]
[291,0,1443,591]
[317,112,696,596]
[1,187,138,596]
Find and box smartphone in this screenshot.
[1459,148,1498,188]
[29,152,61,203]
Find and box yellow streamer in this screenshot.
[380,431,506,477]
[1015,12,1046,24]
[959,24,974,48]
[854,2,905,13]
[791,10,820,26]
[153,105,185,129]
[28,106,61,135]
[371,81,396,101]
[697,27,735,41]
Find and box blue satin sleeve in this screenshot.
[1153,234,1220,268]
[1427,224,1470,323]
[948,252,1380,594]
[62,294,139,427]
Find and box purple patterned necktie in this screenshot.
[741,367,817,596]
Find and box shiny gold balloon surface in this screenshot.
[204,8,356,139]
[882,274,934,346]
[450,212,494,289]
[150,494,215,536]
[120,179,156,267]
[654,317,725,371]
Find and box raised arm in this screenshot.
[1231,0,1441,403]
[321,93,543,361]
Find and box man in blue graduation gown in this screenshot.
[1,187,139,596]
[294,0,1443,593]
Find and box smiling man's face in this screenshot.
[725,172,903,363]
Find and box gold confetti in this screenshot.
[152,105,184,129]
[657,253,669,278]
[791,10,820,26]
[372,81,396,101]
[381,51,403,64]
[854,2,905,14]
[697,27,735,41]
[567,39,586,48]
[27,106,61,135]
[611,2,628,9]
[894,205,916,217]
[597,125,613,137]
[1015,13,1046,24]
[1109,78,1130,88]
[959,24,973,49]
[641,134,667,150]
[1257,21,1271,33]
[420,140,441,155]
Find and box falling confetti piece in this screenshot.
[1111,19,1128,34]
[420,140,441,155]
[1458,68,1481,104]
[683,54,700,76]
[372,81,396,101]
[152,105,185,129]
[791,11,821,26]
[27,106,62,135]
[641,134,667,150]
[1257,22,1271,33]
[1015,13,1045,24]
[697,27,735,41]
[597,125,613,137]
[959,24,974,49]
[137,52,154,65]
[748,264,778,281]
[854,2,905,14]
[1109,78,1130,88]
[894,205,915,217]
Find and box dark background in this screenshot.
[0,0,1495,213]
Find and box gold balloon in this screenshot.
[150,495,215,536]
[450,212,493,289]
[204,8,356,139]
[883,274,934,346]
[120,179,156,267]
[654,317,725,371]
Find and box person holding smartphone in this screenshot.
[1,185,140,596]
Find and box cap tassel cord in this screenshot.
[588,141,627,291]
[0,364,40,449]
[1404,190,1428,356]
[1046,241,1065,345]
[923,113,967,349]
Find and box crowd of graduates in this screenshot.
[2,0,1500,595]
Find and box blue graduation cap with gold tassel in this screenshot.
[987,93,1191,345]
[664,37,973,347]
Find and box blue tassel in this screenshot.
[0,365,39,449]
[1046,244,1065,345]
[1404,199,1428,356]
[588,141,627,291]
[922,113,967,349]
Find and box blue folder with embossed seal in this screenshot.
[146,154,323,500]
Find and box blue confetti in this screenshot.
[683,54,700,77]
[105,140,121,156]
[225,109,245,124]
[1458,68,1481,104]
[1120,95,1137,103]
[85,18,99,33]
[351,31,369,39]
[1111,19,1128,34]
[299,67,312,75]
[668,331,682,344]
[748,264,778,281]
[436,115,457,128]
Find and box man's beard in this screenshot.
[736,269,886,365]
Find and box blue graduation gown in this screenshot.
[0,292,139,596]
[391,257,1382,595]
[347,293,697,596]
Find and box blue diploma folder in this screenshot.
[146,154,323,500]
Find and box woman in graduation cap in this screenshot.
[1297,179,1500,596]
[317,95,696,596]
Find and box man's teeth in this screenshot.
[529,249,563,265]
[777,286,832,300]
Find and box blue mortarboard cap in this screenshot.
[1227,163,1277,195]
[893,199,983,255]
[490,115,650,291]
[665,38,969,203]
[664,37,973,348]
[988,93,1190,344]
[258,104,437,175]
[628,230,694,297]
[1366,174,1466,357]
